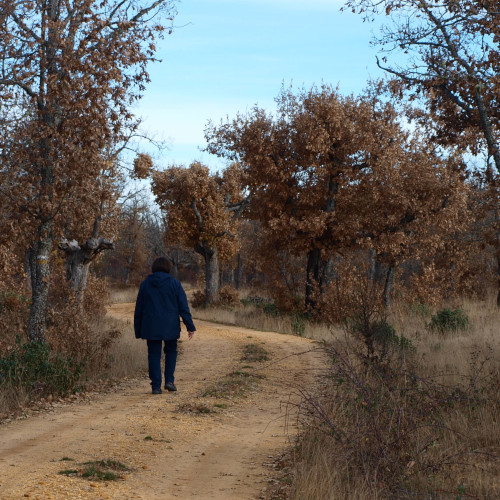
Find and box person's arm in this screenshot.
[177,282,196,338]
[134,283,145,339]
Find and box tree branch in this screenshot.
[191,198,204,231]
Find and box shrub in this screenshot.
[0,336,83,397]
[218,285,239,306]
[291,314,307,336]
[191,287,240,308]
[427,307,469,334]
[410,300,431,317]
[293,341,499,498]
[349,316,413,361]
[240,295,271,307]
[191,290,206,308]
[263,302,281,316]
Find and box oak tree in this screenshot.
[206,84,470,310]
[152,162,248,304]
[0,0,177,341]
[346,0,500,303]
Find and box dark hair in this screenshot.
[152,257,172,274]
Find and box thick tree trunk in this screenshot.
[65,252,92,304]
[204,248,220,305]
[194,243,220,305]
[27,221,53,342]
[305,176,337,309]
[60,237,114,305]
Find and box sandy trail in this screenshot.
[0,304,325,499]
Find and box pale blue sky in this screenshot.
[135,0,384,170]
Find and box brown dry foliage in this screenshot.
[152,162,245,262]
[46,268,120,369]
[133,153,154,180]
[207,85,473,310]
[191,286,240,308]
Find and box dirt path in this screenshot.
[0,304,325,499]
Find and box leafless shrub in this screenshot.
[290,336,500,499]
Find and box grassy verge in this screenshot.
[282,296,500,500]
[192,303,336,341]
[0,313,147,418]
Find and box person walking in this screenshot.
[134,257,196,394]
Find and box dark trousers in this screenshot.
[146,339,178,390]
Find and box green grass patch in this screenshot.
[241,343,269,362]
[58,469,78,476]
[59,458,131,481]
[426,307,469,334]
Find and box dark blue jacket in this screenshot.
[134,272,196,340]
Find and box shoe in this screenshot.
[152,388,162,394]
[164,382,177,392]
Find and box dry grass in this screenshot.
[191,303,337,342]
[109,286,139,304]
[289,435,381,500]
[390,295,500,384]
[110,285,337,342]
[98,316,147,380]
[0,314,147,417]
[286,296,500,500]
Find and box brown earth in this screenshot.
[0,303,325,499]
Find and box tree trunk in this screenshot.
[194,243,220,305]
[60,237,114,305]
[496,254,500,308]
[368,248,376,281]
[170,257,179,280]
[305,247,324,310]
[65,252,92,304]
[383,264,395,309]
[124,254,133,286]
[27,221,53,342]
[204,248,220,305]
[235,252,243,290]
[474,91,500,175]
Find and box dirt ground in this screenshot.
[0,304,325,500]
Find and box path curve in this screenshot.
[0,304,325,499]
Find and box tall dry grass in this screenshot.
[191,294,338,341]
[109,286,139,304]
[287,296,500,500]
[96,316,147,380]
